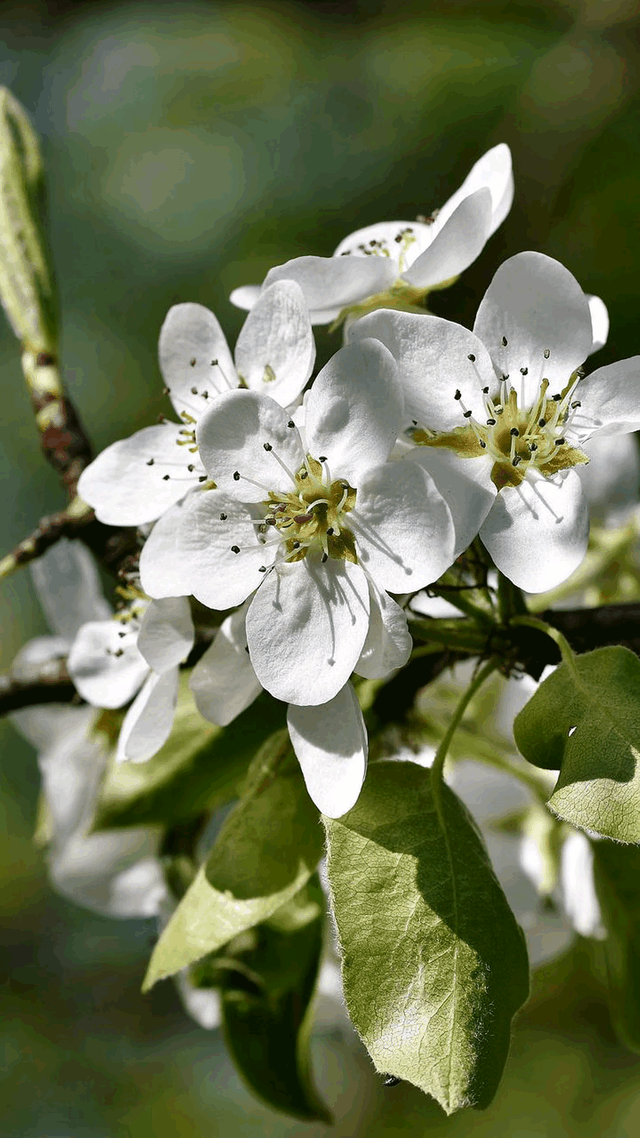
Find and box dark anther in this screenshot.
[383,1075,402,1087]
[36,352,56,367]
[327,527,334,535]
[287,419,295,428]
[292,541,301,549]
[211,358,218,366]
[463,409,472,418]
[263,442,272,451]
[265,517,276,526]
[198,476,207,482]
[231,545,240,553]
[520,367,528,375]
[158,414,166,423]
[394,234,402,242]
[321,552,328,563]
[118,631,126,638]
[454,389,462,400]
[258,565,267,572]
[188,464,195,472]
[191,386,198,395]
[219,513,227,521]
[162,474,170,481]
[486,418,496,426]
[163,386,170,394]
[300,470,308,479]
[512,455,521,466]
[529,443,538,452]
[552,394,562,402]
[233,471,241,481]
[482,386,489,394]
[318,455,327,462]
[510,427,519,437]
[571,400,581,408]
[501,336,508,347]
[146,458,155,466]
[502,373,509,381]
[479,440,487,448]
[539,418,546,427]
[467,354,476,362]
[114,648,124,658]
[555,437,565,446]
[544,348,551,359]
[190,358,196,366]
[202,391,209,398]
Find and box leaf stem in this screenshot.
[431,656,499,786]
[510,614,578,678]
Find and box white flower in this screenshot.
[140,339,455,707]
[350,251,640,592]
[77,281,315,525]
[230,145,513,325]
[67,595,194,763]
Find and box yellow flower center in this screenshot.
[262,455,357,563]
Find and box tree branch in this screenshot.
[0,657,77,715]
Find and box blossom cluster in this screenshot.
[65,142,640,825]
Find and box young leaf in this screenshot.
[593,840,640,1053]
[93,682,284,831]
[213,877,331,1123]
[143,730,323,989]
[324,760,529,1115]
[513,646,640,842]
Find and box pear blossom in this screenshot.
[67,594,195,763]
[230,144,513,325]
[77,280,315,526]
[140,338,456,707]
[350,251,640,592]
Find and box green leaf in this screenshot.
[324,760,529,1115]
[593,840,640,1053]
[212,877,331,1123]
[513,646,640,842]
[143,730,323,989]
[93,678,285,831]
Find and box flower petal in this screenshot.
[261,254,398,320]
[287,682,367,818]
[436,143,514,236]
[67,618,149,708]
[348,310,495,430]
[137,596,195,674]
[587,294,609,355]
[117,668,179,763]
[234,280,315,408]
[229,283,262,311]
[139,492,271,610]
[473,252,593,406]
[159,302,238,419]
[196,389,305,501]
[402,188,493,288]
[355,580,411,680]
[333,219,436,271]
[190,604,262,726]
[408,447,496,557]
[305,339,404,482]
[50,831,167,918]
[352,458,456,593]
[78,424,205,526]
[574,356,640,438]
[246,556,370,705]
[30,539,111,642]
[479,470,589,592]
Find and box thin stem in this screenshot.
[497,571,527,624]
[510,614,578,677]
[431,656,499,786]
[428,579,495,627]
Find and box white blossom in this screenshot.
[77,281,315,525]
[140,338,455,707]
[230,145,513,325]
[350,251,640,591]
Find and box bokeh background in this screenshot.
[2,0,640,1133]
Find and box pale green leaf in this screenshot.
[514,646,640,842]
[325,761,529,1114]
[593,840,640,1053]
[143,731,323,989]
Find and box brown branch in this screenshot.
[0,657,78,715]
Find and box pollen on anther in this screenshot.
[319,456,327,462]
[482,386,489,394]
[539,418,546,427]
[233,471,240,481]
[502,373,509,381]
[544,348,551,359]
[162,474,170,481]
[190,386,198,395]
[231,545,240,553]
[571,400,581,409]
[263,442,272,451]
[463,410,472,419]
[454,389,462,400]
[501,336,508,347]
[555,437,565,446]
[486,418,496,426]
[479,440,487,448]
[258,565,267,572]
[510,427,519,437]
[520,367,528,376]
[211,359,218,366]
[220,513,227,520]
[467,354,476,362]
[198,476,207,482]
[287,420,295,428]
[188,464,195,472]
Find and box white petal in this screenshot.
[574,356,640,438]
[287,682,367,818]
[196,389,305,501]
[355,580,411,680]
[436,143,514,235]
[139,492,271,610]
[117,668,179,763]
[587,294,609,355]
[480,470,589,592]
[560,832,604,939]
[408,447,496,557]
[229,283,262,311]
[37,706,108,845]
[190,604,262,726]
[50,831,167,918]
[174,972,222,1029]
[30,539,111,641]
[67,618,149,708]
[305,339,404,482]
[262,254,398,319]
[577,432,640,523]
[348,310,495,430]
[351,459,456,593]
[77,423,205,526]
[234,280,315,408]
[159,302,238,419]
[402,188,493,288]
[137,596,194,674]
[246,556,370,705]
[333,219,436,271]
[473,252,593,406]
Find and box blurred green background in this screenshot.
[2,0,640,1133]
